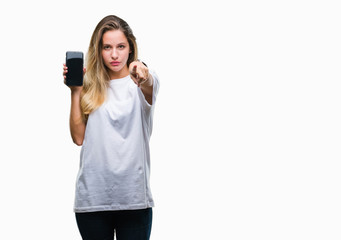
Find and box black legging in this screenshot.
[75,208,152,240]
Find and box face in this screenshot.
[101,29,131,79]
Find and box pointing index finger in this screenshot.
[131,65,137,75]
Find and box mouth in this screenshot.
[110,61,120,66]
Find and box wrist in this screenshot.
[70,87,82,96]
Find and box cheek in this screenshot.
[101,52,111,68]
[102,51,108,60]
[124,49,131,60]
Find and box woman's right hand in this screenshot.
[63,64,85,92]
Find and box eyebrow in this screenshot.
[102,42,127,46]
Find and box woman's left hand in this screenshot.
[129,61,152,87]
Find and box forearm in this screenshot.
[69,90,86,146]
[140,74,153,105]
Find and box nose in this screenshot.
[111,48,118,60]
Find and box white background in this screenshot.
[0,0,340,239]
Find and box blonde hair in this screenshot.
[81,15,138,119]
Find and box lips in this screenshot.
[110,61,120,66]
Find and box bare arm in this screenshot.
[69,89,86,145]
[64,64,86,146]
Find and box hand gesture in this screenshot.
[129,61,151,87]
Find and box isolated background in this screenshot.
[0,0,340,239]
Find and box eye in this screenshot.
[118,45,125,49]
[103,45,111,50]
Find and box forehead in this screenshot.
[102,29,128,44]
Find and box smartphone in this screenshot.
[65,51,84,86]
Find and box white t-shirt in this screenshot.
[74,71,159,213]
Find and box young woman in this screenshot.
[63,15,159,240]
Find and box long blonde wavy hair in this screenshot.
[81,15,138,119]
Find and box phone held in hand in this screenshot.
[65,51,84,86]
